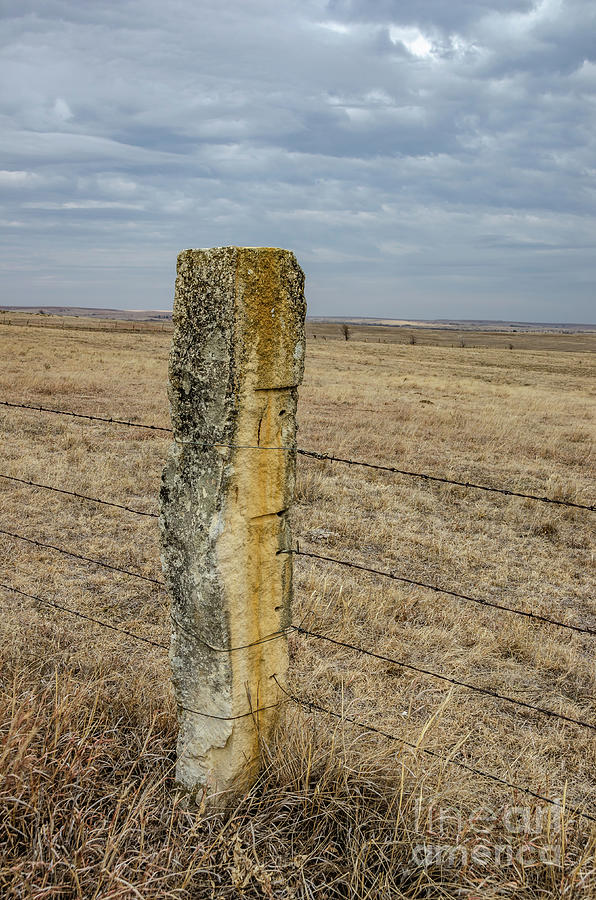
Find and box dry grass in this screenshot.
[305,320,596,352]
[0,317,595,898]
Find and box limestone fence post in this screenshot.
[160,246,306,799]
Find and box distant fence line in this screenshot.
[0,317,169,335]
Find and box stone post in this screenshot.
[160,246,306,798]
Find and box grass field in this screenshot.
[0,316,594,898]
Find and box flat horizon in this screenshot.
[1,305,595,330]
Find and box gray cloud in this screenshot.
[0,0,594,320]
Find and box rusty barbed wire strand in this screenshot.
[290,625,596,732]
[0,581,168,648]
[0,399,171,431]
[0,400,290,450]
[0,527,165,586]
[169,613,290,653]
[178,699,288,721]
[5,573,595,769]
[272,676,596,825]
[4,523,592,725]
[2,397,595,805]
[174,440,292,450]
[2,398,594,510]
[1,572,287,655]
[0,587,286,724]
[1,469,593,638]
[0,473,159,518]
[2,475,593,637]
[297,448,596,512]
[281,548,596,637]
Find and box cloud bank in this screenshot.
[1,0,594,320]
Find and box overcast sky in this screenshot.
[1,0,594,321]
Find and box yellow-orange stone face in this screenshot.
[160,247,306,797]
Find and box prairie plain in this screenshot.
[0,315,594,898]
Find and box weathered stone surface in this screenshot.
[160,246,306,797]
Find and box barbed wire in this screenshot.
[281,548,596,637]
[0,399,171,432]
[2,398,594,511]
[0,527,165,586]
[3,378,595,830]
[272,676,596,825]
[0,473,159,518]
[179,698,288,721]
[2,470,593,639]
[1,584,289,726]
[2,576,288,655]
[291,625,596,733]
[2,470,593,637]
[4,563,595,805]
[0,581,168,648]
[170,613,289,653]
[297,448,596,512]
[4,521,593,729]
[4,554,596,807]
[174,440,291,450]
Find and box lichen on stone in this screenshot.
[160,246,306,797]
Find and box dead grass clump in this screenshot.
[529,516,561,540]
[3,665,594,899]
[294,467,329,504]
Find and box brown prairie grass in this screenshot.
[0,318,595,898]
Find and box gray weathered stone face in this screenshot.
[159,246,306,798]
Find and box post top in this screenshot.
[173,244,306,393]
[178,246,292,256]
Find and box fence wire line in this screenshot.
[0,399,171,432]
[4,557,593,734]
[1,578,290,656]
[0,473,159,518]
[1,472,592,639]
[282,548,596,638]
[2,398,594,511]
[297,449,596,512]
[170,613,290,654]
[3,402,594,808]
[1,473,592,640]
[272,677,596,826]
[5,576,596,804]
[6,563,593,819]
[0,527,165,586]
[179,699,289,722]
[0,581,168,649]
[291,626,596,733]
[2,519,591,640]
[0,582,285,724]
